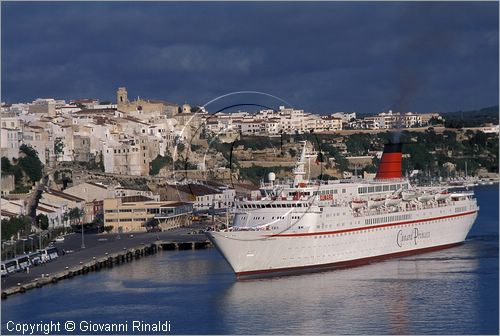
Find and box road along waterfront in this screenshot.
[1,227,211,298]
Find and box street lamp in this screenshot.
[81,220,85,249]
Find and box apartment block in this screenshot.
[103,195,193,233]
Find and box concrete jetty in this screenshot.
[1,229,212,299]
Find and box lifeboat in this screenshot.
[435,191,450,201]
[402,191,417,201]
[350,199,366,210]
[418,193,433,203]
[385,196,402,207]
[368,197,385,209]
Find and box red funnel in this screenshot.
[375,143,402,179]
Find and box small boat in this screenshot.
[55,236,65,243]
[351,199,366,210]
[435,191,450,201]
[402,191,417,201]
[385,196,402,207]
[418,193,433,203]
[368,198,385,209]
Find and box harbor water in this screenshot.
[2,185,498,334]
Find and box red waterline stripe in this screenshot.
[236,242,462,279]
[267,210,477,237]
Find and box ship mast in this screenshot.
[293,141,308,187]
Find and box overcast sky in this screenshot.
[2,2,498,114]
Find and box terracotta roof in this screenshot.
[37,206,55,213]
[168,183,221,196]
[86,182,108,189]
[148,99,178,106]
[234,183,260,190]
[122,116,148,125]
[1,209,18,218]
[74,108,116,115]
[159,201,191,207]
[46,189,85,202]
[38,201,60,209]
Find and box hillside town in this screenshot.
[1,87,498,256]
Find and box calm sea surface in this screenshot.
[2,185,498,335]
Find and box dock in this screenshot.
[1,230,212,299]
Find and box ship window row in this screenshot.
[318,189,338,195]
[358,183,408,194]
[239,203,307,209]
[364,213,411,225]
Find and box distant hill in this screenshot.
[442,105,499,128]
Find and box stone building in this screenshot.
[165,183,235,213]
[116,87,179,119]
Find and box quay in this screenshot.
[1,227,212,299]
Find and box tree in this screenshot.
[68,207,85,225]
[428,117,442,125]
[36,214,49,230]
[18,144,43,183]
[62,211,70,226]
[150,154,173,175]
[1,157,12,173]
[104,225,114,233]
[1,215,32,240]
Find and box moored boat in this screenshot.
[385,196,402,207]
[435,191,450,201]
[402,191,417,201]
[418,193,433,203]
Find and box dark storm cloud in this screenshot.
[2,2,498,114]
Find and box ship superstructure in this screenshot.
[206,141,479,278]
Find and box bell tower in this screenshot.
[117,87,128,107]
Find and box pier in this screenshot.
[1,228,212,299]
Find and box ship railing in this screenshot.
[230,226,270,232]
[352,198,455,217]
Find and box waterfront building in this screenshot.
[165,183,235,213]
[0,198,26,217]
[40,189,85,227]
[103,195,193,232]
[36,202,66,229]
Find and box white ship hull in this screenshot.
[206,204,478,279]
[207,141,479,279]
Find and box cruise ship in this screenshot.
[206,141,479,279]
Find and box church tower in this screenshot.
[117,87,128,107]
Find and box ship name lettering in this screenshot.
[397,228,431,247]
